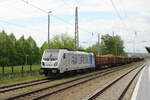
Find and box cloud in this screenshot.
[0,0,149,53]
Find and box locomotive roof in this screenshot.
[45,49,93,54]
[45,49,60,52]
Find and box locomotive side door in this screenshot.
[62,53,70,71]
[59,53,68,73]
[64,53,70,71]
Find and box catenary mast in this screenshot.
[75,6,79,50]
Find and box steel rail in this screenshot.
[0,79,53,93]
[4,65,127,100]
[118,64,145,100]
[0,78,49,89]
[84,64,145,100]
[28,64,141,100]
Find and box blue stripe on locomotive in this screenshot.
[89,54,93,68]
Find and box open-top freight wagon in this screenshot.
[95,54,144,68]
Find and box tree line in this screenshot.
[0,30,40,66]
[0,30,127,66]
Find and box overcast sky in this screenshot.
[0,0,149,53]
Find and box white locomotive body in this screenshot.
[40,49,95,76]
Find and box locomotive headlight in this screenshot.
[54,62,58,66]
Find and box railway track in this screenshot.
[0,78,54,93]
[0,70,98,94]
[0,69,111,94]
[3,63,142,100]
[0,65,129,99]
[84,64,145,100]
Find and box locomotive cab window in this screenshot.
[43,50,59,61]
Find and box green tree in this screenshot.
[86,43,104,55]
[27,36,40,64]
[15,36,26,65]
[8,33,17,65]
[0,30,9,66]
[50,33,75,50]
[101,34,127,56]
[0,30,41,66]
[40,42,48,57]
[40,33,75,59]
[86,34,127,56]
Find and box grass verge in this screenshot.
[0,65,40,74]
[0,72,45,86]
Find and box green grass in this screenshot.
[0,65,42,86]
[0,72,45,86]
[0,65,40,74]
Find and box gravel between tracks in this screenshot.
[121,68,141,100]
[94,64,143,100]
[43,62,143,100]
[11,68,123,100]
[0,64,127,99]
[0,74,95,99]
